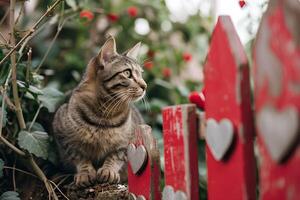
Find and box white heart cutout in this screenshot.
[162,185,187,200]
[257,106,299,162]
[206,118,234,161]
[127,144,148,174]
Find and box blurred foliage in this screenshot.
[0,191,21,200]
[0,0,214,196]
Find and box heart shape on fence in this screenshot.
[127,143,148,174]
[206,118,234,161]
[257,105,299,163]
[162,185,187,200]
[129,193,146,200]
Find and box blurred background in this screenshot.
[0,0,267,198]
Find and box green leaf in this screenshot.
[0,158,4,178]
[26,122,45,132]
[28,85,43,95]
[17,130,49,159]
[0,191,20,200]
[38,87,64,112]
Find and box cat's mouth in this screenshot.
[132,90,146,102]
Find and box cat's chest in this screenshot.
[97,125,131,145]
[86,119,133,149]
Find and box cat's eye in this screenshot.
[123,70,132,78]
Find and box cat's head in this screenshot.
[84,36,147,104]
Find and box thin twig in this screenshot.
[3,165,38,178]
[1,1,59,199]
[25,47,32,82]
[28,156,59,200]
[15,2,25,26]
[53,175,71,187]
[35,22,65,72]
[0,69,12,138]
[0,135,26,156]
[17,7,77,61]
[13,159,16,191]
[4,165,69,200]
[4,95,16,111]
[0,0,64,65]
[35,13,78,72]
[0,90,6,137]
[28,104,42,132]
[0,9,9,27]
[49,180,70,200]
[51,173,72,182]
[17,22,47,59]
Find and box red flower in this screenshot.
[144,61,153,70]
[107,13,119,22]
[147,50,155,58]
[80,10,94,21]
[162,67,172,78]
[189,90,205,110]
[127,6,138,17]
[182,52,192,62]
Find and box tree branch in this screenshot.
[0,0,64,66]
[0,136,26,156]
[0,1,60,199]
[10,0,26,130]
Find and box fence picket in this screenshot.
[127,2,300,199]
[203,16,256,200]
[254,1,300,199]
[162,104,199,200]
[128,125,161,200]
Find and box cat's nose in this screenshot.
[140,82,147,91]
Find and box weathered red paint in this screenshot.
[254,1,300,199]
[204,16,256,200]
[128,125,161,200]
[162,104,199,199]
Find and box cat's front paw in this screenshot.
[97,167,120,184]
[74,168,96,187]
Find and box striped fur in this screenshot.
[52,37,146,186]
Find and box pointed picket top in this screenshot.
[204,15,256,200]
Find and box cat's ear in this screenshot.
[98,36,117,65]
[126,42,141,60]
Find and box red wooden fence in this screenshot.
[162,105,199,200]
[127,0,300,199]
[204,16,256,200]
[128,125,161,200]
[253,0,300,199]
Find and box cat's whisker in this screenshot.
[103,93,129,117]
[145,95,150,111]
[107,95,129,117]
[103,97,125,117]
[101,91,129,111]
[113,96,129,117]
[105,99,123,118]
[98,93,119,110]
[142,97,150,112]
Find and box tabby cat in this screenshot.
[52,36,147,187]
